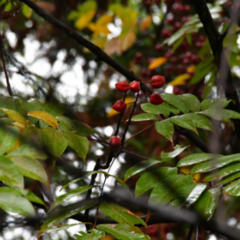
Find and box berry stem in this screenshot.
[121,92,140,144]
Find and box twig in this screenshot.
[0,37,13,96]
[188,0,240,141]
[187,225,194,240]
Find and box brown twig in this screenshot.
[0,37,13,96]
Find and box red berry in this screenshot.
[195,41,203,48]
[115,81,129,92]
[109,136,121,151]
[113,100,127,112]
[167,17,174,25]
[151,75,165,88]
[155,44,162,51]
[1,11,11,19]
[129,81,141,92]
[149,93,163,105]
[161,30,172,39]
[174,22,182,30]
[135,52,143,60]
[183,5,191,13]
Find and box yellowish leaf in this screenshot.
[75,10,96,30]
[88,14,113,37]
[140,15,152,30]
[27,111,58,128]
[0,108,32,127]
[167,74,191,86]
[121,30,136,52]
[187,65,196,74]
[148,57,167,70]
[107,97,133,117]
[193,173,201,183]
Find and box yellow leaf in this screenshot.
[88,14,113,37]
[193,173,201,183]
[121,30,136,52]
[75,10,96,30]
[27,111,58,128]
[107,97,133,117]
[0,108,32,127]
[148,57,167,70]
[97,13,113,26]
[167,74,191,86]
[187,65,196,74]
[140,15,152,30]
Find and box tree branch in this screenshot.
[188,0,240,141]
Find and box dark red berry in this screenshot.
[149,93,163,105]
[174,22,182,30]
[167,17,174,25]
[151,75,165,88]
[1,11,11,19]
[161,30,172,39]
[155,44,162,51]
[113,100,127,112]
[183,5,191,13]
[195,41,203,48]
[129,81,141,92]
[115,81,129,92]
[135,52,143,60]
[109,136,121,151]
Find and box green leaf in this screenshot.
[193,188,220,220]
[44,200,98,227]
[50,185,92,210]
[41,128,68,157]
[9,156,48,186]
[217,171,240,186]
[150,174,193,204]
[56,116,76,131]
[198,41,210,57]
[141,102,179,117]
[177,153,216,167]
[99,203,146,226]
[155,120,174,143]
[170,115,198,134]
[0,187,35,216]
[201,98,231,111]
[74,120,98,135]
[182,113,213,131]
[191,154,240,173]
[135,167,177,196]
[22,4,32,18]
[0,95,25,116]
[190,64,215,85]
[64,131,89,162]
[161,145,189,162]
[223,178,240,196]
[131,113,158,122]
[171,183,206,207]
[25,99,42,112]
[97,224,150,240]
[0,126,19,154]
[21,126,43,146]
[0,156,23,190]
[161,93,190,113]
[124,159,161,183]
[178,94,201,112]
[172,35,184,52]
[21,189,47,207]
[7,144,47,160]
[181,184,207,207]
[57,116,98,135]
[197,109,240,126]
[204,162,240,182]
[75,229,105,240]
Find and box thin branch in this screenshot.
[0,37,13,96]
[188,0,240,141]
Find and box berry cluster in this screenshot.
[109,75,165,149]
